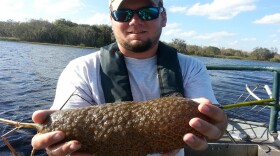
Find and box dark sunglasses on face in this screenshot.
[111,7,163,22]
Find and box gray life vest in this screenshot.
[100,41,184,103]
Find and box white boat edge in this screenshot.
[225,118,280,156]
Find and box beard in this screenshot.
[122,39,153,53]
[114,31,162,53]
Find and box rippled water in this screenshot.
[0,41,94,155]
[0,41,279,155]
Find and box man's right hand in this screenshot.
[31,110,93,156]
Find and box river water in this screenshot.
[0,41,279,155]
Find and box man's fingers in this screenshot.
[46,140,81,156]
[187,97,228,149]
[198,103,226,123]
[32,110,56,123]
[183,133,208,150]
[189,118,221,140]
[31,131,65,150]
[192,98,211,105]
[198,103,228,140]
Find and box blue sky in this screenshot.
[1,0,280,52]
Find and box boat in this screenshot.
[185,66,280,156]
[0,65,279,156]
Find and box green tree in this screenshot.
[186,45,201,55]
[54,19,78,27]
[170,38,187,54]
[95,25,113,47]
[204,46,221,56]
[0,20,18,37]
[251,47,275,61]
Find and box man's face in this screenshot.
[111,0,166,53]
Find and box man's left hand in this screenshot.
[183,98,228,150]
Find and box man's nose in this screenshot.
[129,13,144,25]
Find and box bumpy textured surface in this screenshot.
[39,97,207,156]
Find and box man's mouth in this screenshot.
[128,31,146,34]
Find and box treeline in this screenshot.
[0,19,114,47]
[167,38,280,62]
[0,19,279,62]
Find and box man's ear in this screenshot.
[161,9,167,27]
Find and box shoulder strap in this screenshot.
[157,41,184,97]
[99,43,133,103]
[99,42,184,103]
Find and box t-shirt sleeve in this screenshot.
[179,55,218,104]
[51,60,95,110]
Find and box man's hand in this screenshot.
[183,98,228,150]
[31,110,93,156]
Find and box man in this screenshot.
[31,0,228,155]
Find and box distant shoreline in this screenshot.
[0,37,98,50]
[0,37,278,63]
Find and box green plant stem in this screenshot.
[220,98,277,109]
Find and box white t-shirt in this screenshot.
[51,50,218,156]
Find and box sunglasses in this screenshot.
[111,7,163,22]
